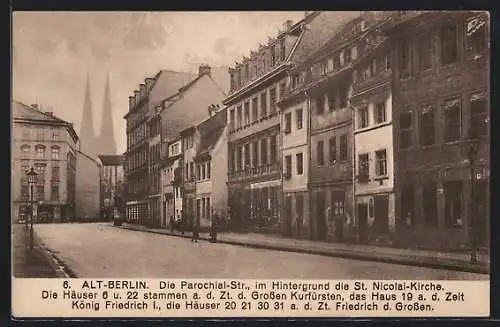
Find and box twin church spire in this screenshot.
[79,73,117,158]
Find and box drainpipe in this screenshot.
[349,104,358,243]
[305,90,312,240]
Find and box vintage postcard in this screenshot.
[11,11,490,318]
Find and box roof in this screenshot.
[13,101,79,143]
[195,108,228,158]
[98,154,124,166]
[289,11,362,66]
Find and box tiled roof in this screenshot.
[13,101,66,123]
[98,154,124,166]
[196,108,227,158]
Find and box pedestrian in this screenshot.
[169,216,175,233]
[326,205,334,240]
[210,209,219,243]
[191,219,199,243]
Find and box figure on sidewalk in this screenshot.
[210,209,220,243]
[169,216,175,233]
[191,219,199,243]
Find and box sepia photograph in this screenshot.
[11,10,491,318]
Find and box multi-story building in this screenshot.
[180,125,197,227]
[12,101,79,223]
[194,106,228,228]
[154,65,228,227]
[350,13,395,245]
[160,137,183,227]
[386,12,490,250]
[75,150,101,220]
[281,13,367,242]
[124,70,195,225]
[97,154,125,221]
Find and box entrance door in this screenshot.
[374,195,389,234]
[357,202,368,244]
[316,191,326,240]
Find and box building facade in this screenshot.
[180,126,197,228]
[387,12,490,250]
[160,137,183,227]
[124,70,195,225]
[350,13,395,245]
[12,102,79,223]
[97,154,125,221]
[194,106,228,229]
[75,151,101,220]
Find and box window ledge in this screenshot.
[373,175,389,181]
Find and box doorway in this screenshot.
[316,191,326,240]
[374,195,389,234]
[357,202,368,244]
[284,195,292,237]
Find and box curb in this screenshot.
[33,231,77,278]
[116,225,489,275]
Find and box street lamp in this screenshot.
[26,167,38,250]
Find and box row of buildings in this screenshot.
[122,11,490,251]
[12,75,125,223]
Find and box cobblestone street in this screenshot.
[32,223,488,280]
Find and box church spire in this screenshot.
[98,72,117,155]
[79,73,97,157]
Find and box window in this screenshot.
[229,109,235,131]
[280,38,286,61]
[328,89,336,111]
[285,155,292,178]
[51,185,59,201]
[292,74,300,89]
[35,145,45,159]
[243,102,250,125]
[279,81,287,100]
[399,111,413,149]
[36,185,45,201]
[466,14,488,60]
[252,98,258,122]
[339,87,348,108]
[244,144,250,168]
[202,164,206,180]
[269,88,277,114]
[440,22,458,66]
[296,109,303,130]
[420,105,435,146]
[443,98,461,142]
[329,137,337,165]
[236,106,242,129]
[284,112,292,134]
[269,136,277,164]
[230,73,235,91]
[237,147,243,171]
[358,154,369,181]
[317,140,324,166]
[419,36,433,71]
[339,135,348,161]
[470,92,488,137]
[260,139,267,166]
[385,55,391,71]
[359,106,369,128]
[21,145,30,158]
[423,182,438,226]
[401,184,415,227]
[252,141,258,167]
[51,147,60,160]
[369,59,376,77]
[375,149,387,177]
[190,162,194,181]
[196,165,201,181]
[375,102,386,124]
[399,39,412,77]
[52,129,59,141]
[320,62,328,76]
[296,153,303,175]
[316,95,325,114]
[260,92,267,118]
[351,46,358,61]
[331,192,345,217]
[444,181,463,228]
[51,166,60,181]
[36,129,44,141]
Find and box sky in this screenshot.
[12,11,306,154]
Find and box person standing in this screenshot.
[210,209,220,243]
[191,217,199,243]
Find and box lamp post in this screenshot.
[26,167,38,250]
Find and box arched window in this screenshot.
[51,146,60,160]
[20,145,30,158]
[35,145,46,159]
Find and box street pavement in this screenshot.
[33,223,488,280]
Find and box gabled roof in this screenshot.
[98,154,124,166]
[195,108,228,159]
[13,101,66,123]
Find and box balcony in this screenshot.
[229,163,280,182]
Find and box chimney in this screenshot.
[139,83,146,98]
[134,90,140,104]
[145,78,155,91]
[31,104,38,109]
[129,96,135,110]
[283,20,293,31]
[208,104,215,117]
[198,64,211,77]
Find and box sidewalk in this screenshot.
[117,223,489,275]
[12,224,70,278]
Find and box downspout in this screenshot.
[305,90,312,240]
[349,104,358,244]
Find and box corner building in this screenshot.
[385,12,490,250]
